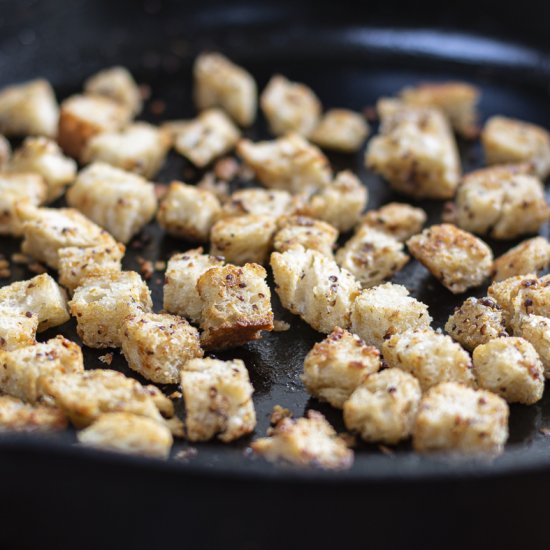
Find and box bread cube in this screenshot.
[0,308,38,351]
[69,271,152,348]
[67,162,157,244]
[350,282,432,349]
[197,263,273,349]
[492,237,550,282]
[413,382,509,455]
[220,188,294,219]
[487,274,538,323]
[210,214,277,265]
[310,108,369,152]
[181,357,256,442]
[0,395,67,432]
[343,368,422,444]
[0,335,84,402]
[237,133,332,195]
[274,216,338,258]
[506,275,550,320]
[120,312,203,384]
[0,79,58,137]
[407,224,493,294]
[361,202,427,242]
[515,314,550,378]
[163,248,224,324]
[482,116,550,178]
[251,410,353,469]
[271,246,361,333]
[365,99,461,199]
[336,225,408,288]
[302,327,381,408]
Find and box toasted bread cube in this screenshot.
[181,357,256,442]
[0,395,67,432]
[58,94,131,159]
[343,368,422,444]
[252,410,353,469]
[413,382,509,455]
[210,214,277,265]
[515,314,550,378]
[271,246,361,333]
[0,335,84,403]
[197,263,273,349]
[482,116,550,178]
[274,216,338,259]
[492,237,550,282]
[302,327,381,408]
[473,337,544,405]
[455,164,550,239]
[0,79,58,137]
[361,202,427,242]
[120,312,203,384]
[400,81,480,138]
[350,282,432,350]
[69,271,152,348]
[407,224,493,294]
[67,162,157,244]
[260,75,321,137]
[487,274,538,321]
[0,309,38,351]
[8,137,77,203]
[163,248,224,324]
[84,66,142,116]
[336,225,408,288]
[296,171,367,233]
[237,133,332,195]
[365,99,461,199]
[506,275,550,321]
[16,203,116,269]
[310,108,369,152]
[58,243,125,292]
[382,329,475,391]
[220,188,294,219]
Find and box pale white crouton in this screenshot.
[197,263,273,349]
[210,214,277,265]
[69,271,152,348]
[260,74,321,137]
[492,237,550,282]
[413,382,509,455]
[482,116,550,178]
[310,109,369,152]
[220,188,294,219]
[173,109,240,167]
[0,335,83,403]
[271,246,361,333]
[78,412,172,458]
[0,308,38,351]
[350,282,432,349]
[365,99,461,199]
[336,225,408,288]
[473,337,544,405]
[251,410,353,469]
[302,327,381,408]
[8,137,77,202]
[120,312,203,384]
[407,224,493,294]
[0,395,67,432]
[361,202,427,242]
[181,357,256,442]
[515,314,550,378]
[237,133,332,195]
[382,329,475,391]
[194,52,257,126]
[67,162,157,244]
[0,79,58,137]
[163,248,224,324]
[343,368,422,444]
[487,274,538,322]
[274,216,338,258]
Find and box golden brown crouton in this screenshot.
[274,216,338,258]
[310,109,369,152]
[361,202,427,242]
[0,395,67,432]
[492,237,550,282]
[0,308,38,351]
[220,188,294,219]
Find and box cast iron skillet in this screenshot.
[2,1,550,548]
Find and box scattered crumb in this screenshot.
[149,99,166,115]
[154,260,166,271]
[27,262,47,275]
[169,390,182,400]
[214,157,239,181]
[441,201,457,223]
[0,268,10,279]
[154,183,168,200]
[270,404,292,425]
[174,447,198,461]
[137,257,154,280]
[98,352,113,366]
[273,320,290,332]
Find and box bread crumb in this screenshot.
[98,353,113,366]
[273,320,290,332]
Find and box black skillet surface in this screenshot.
[2,1,550,548]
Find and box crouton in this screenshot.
[365,99,461,199]
[69,271,152,348]
[487,274,537,323]
[274,216,338,258]
[302,327,381,408]
[343,368,422,444]
[181,357,256,442]
[271,246,361,333]
[407,224,493,294]
[0,79,58,137]
[413,382,509,455]
[197,263,273,349]
[0,395,67,432]
[251,410,353,469]
[350,282,432,349]
[194,52,257,126]
[67,162,157,244]
[515,314,550,378]
[220,188,294,219]
[506,275,550,321]
[310,108,369,152]
[482,116,550,178]
[0,308,38,351]
[361,202,427,242]
[120,312,203,384]
[492,237,550,282]
[163,248,224,324]
[210,214,277,265]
